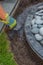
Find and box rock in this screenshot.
[40,40,43,45]
[35,12,39,15]
[41,16,43,20]
[35,16,41,20]
[37,24,43,28]
[38,13,43,16]
[35,34,43,41]
[31,28,39,34]
[31,19,35,25]
[37,10,43,13]
[35,11,43,16]
[39,27,43,36]
[35,19,43,25]
[32,24,37,28]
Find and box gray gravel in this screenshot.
[39,27,43,36]
[35,34,43,41]
[31,28,39,34]
[40,40,43,45]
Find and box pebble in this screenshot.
[35,12,39,15]
[35,34,43,41]
[35,11,43,16]
[40,40,43,45]
[31,15,43,43]
[39,27,43,36]
[41,16,43,20]
[35,19,43,25]
[35,16,41,20]
[37,10,43,13]
[38,13,43,16]
[31,19,35,25]
[31,28,39,34]
[37,24,43,28]
[32,24,37,28]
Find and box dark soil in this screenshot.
[7,0,43,65]
[10,33,43,65]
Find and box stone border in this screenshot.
[24,3,43,60]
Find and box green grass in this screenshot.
[0,32,18,65]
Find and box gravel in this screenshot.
[31,28,39,34]
[31,15,43,43]
[39,27,43,36]
[40,40,43,45]
[35,34,43,41]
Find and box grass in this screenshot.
[0,32,18,65]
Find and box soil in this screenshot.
[10,33,43,65]
[6,0,43,65]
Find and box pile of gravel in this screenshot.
[31,15,43,45]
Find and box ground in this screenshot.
[6,0,43,65]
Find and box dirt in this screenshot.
[7,0,43,65]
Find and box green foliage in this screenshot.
[0,32,18,65]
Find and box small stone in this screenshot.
[35,11,43,16]
[32,24,37,28]
[35,12,39,15]
[41,16,43,20]
[35,34,43,41]
[35,19,43,25]
[31,19,35,25]
[37,24,43,28]
[35,16,41,20]
[39,27,43,36]
[38,13,43,16]
[31,28,39,34]
[40,40,43,45]
[40,9,43,12]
